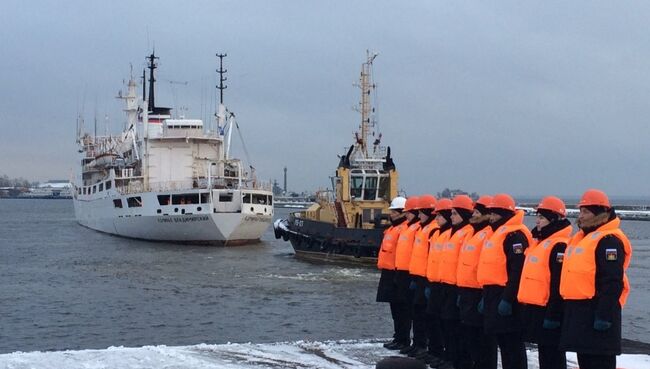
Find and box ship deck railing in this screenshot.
[116,178,271,195]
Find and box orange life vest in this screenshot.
[438,223,474,285]
[477,210,534,287]
[456,225,494,289]
[395,221,421,271]
[377,221,408,270]
[560,218,632,307]
[517,225,572,306]
[426,228,452,282]
[409,220,439,277]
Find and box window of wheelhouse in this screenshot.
[242,193,251,203]
[113,199,123,208]
[363,176,378,200]
[378,176,390,201]
[98,183,104,192]
[105,181,112,190]
[349,170,389,201]
[350,173,363,199]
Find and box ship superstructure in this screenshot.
[274,52,399,265]
[73,52,273,244]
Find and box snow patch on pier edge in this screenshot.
[1,339,649,369]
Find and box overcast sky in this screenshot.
[1,1,649,198]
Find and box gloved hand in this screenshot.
[409,280,417,290]
[477,298,484,314]
[594,319,612,331]
[456,295,461,308]
[543,319,561,329]
[424,287,431,300]
[497,299,512,316]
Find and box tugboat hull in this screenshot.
[274,216,384,267]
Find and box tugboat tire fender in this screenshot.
[273,226,282,239]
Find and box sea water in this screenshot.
[0,200,648,355]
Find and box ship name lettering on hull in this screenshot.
[157,215,210,223]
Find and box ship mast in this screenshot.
[357,50,378,158]
[216,53,228,104]
[147,52,159,112]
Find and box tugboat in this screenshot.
[273,52,399,266]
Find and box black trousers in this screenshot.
[538,344,566,369]
[496,332,527,369]
[441,319,461,365]
[412,301,428,347]
[391,300,412,345]
[427,312,444,357]
[458,324,497,369]
[577,353,616,369]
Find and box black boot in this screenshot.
[391,341,411,351]
[408,346,428,358]
[383,339,398,349]
[400,344,418,355]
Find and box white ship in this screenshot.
[72,52,273,245]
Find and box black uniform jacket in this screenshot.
[439,219,470,321]
[376,217,407,302]
[482,213,529,334]
[426,222,452,316]
[560,213,626,355]
[522,218,571,345]
[458,221,490,327]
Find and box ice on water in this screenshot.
[1,339,649,369]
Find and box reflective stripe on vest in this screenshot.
[456,226,494,288]
[409,221,439,277]
[517,225,572,306]
[377,223,408,270]
[560,218,632,307]
[394,222,421,271]
[477,211,534,287]
[426,228,452,282]
[438,224,474,285]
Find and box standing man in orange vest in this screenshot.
[391,196,421,351]
[518,196,572,369]
[424,198,453,366]
[434,194,476,369]
[457,195,497,369]
[377,196,408,349]
[404,195,439,359]
[477,193,532,369]
[559,189,632,369]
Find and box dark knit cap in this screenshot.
[537,208,560,223]
[420,209,434,217]
[474,203,488,215]
[454,208,473,221]
[437,209,452,224]
[490,207,514,218]
[582,205,609,216]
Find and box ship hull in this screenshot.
[74,191,272,245]
[274,216,384,266]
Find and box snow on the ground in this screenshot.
[1,339,649,369]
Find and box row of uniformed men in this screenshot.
[375,189,631,369]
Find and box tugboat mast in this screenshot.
[357,51,378,158]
